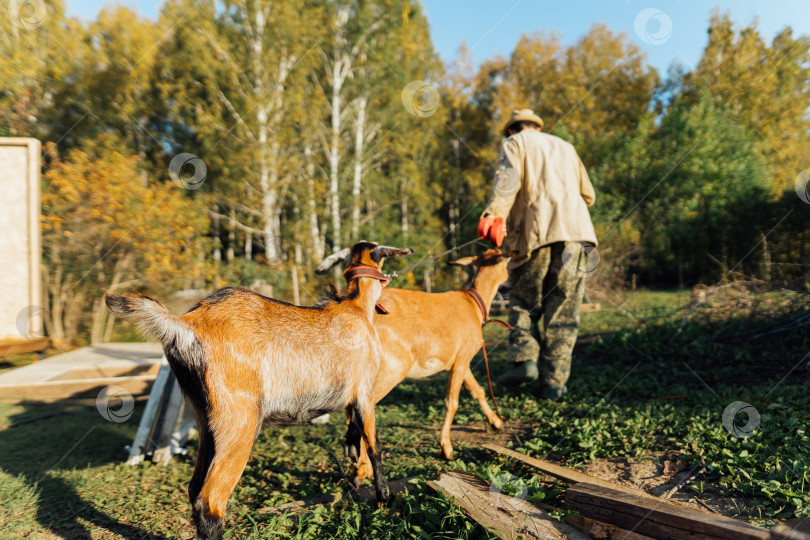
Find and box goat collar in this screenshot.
[344,265,390,314]
[466,287,488,320]
[343,265,390,286]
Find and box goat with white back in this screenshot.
[106,241,413,540]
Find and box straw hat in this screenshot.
[502,109,544,136]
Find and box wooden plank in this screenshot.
[0,337,49,356]
[770,518,810,540]
[580,303,602,313]
[483,444,720,519]
[482,443,655,499]
[565,514,655,539]
[427,470,590,540]
[0,375,156,402]
[257,476,419,515]
[565,483,770,540]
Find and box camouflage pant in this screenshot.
[508,242,585,390]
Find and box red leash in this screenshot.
[481,318,512,421]
[467,289,511,421]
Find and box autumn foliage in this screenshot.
[1,2,808,344]
[40,138,208,344]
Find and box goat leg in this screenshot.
[463,369,504,429]
[193,406,258,540]
[438,363,467,460]
[367,428,389,504]
[344,406,362,461]
[354,402,389,502]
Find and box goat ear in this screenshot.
[372,246,414,260]
[448,256,476,266]
[315,247,352,274]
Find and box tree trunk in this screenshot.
[90,297,106,345]
[329,53,344,252]
[351,96,367,240]
[291,264,300,305]
[761,231,771,282]
[90,254,132,343]
[400,187,409,242]
[213,207,222,264]
[45,261,66,345]
[227,207,236,263]
[245,231,253,260]
[64,289,84,344]
[304,144,323,263]
[450,135,461,251]
[251,2,285,264]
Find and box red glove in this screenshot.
[477,216,506,247]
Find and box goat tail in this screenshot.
[106,294,195,351]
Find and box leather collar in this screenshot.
[344,265,390,314]
[343,266,390,286]
[466,287,488,320]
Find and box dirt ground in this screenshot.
[449,423,532,449]
[582,452,751,518]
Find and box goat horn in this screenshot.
[372,246,415,259]
[315,248,352,274]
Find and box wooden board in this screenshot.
[0,337,49,356]
[0,343,162,402]
[565,514,655,539]
[0,138,42,345]
[565,483,770,540]
[770,518,810,540]
[581,303,602,313]
[0,375,156,401]
[427,470,590,540]
[482,443,655,499]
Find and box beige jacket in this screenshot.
[482,129,597,268]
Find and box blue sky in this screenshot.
[65,0,810,76]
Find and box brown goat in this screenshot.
[106,241,412,540]
[318,249,515,485]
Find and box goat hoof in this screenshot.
[492,418,504,429]
[441,447,454,460]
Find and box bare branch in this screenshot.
[209,210,264,235]
[217,90,257,142]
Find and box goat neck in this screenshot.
[344,265,387,320]
[469,266,504,323]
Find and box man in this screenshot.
[477,109,597,400]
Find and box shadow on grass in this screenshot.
[0,401,165,539]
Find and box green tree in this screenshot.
[690,12,810,194]
[0,0,86,144]
[637,94,770,284]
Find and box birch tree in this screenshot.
[160,0,323,264]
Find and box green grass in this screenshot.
[0,289,807,538]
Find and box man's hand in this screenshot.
[477,216,506,247]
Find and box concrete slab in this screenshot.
[0,342,163,402]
